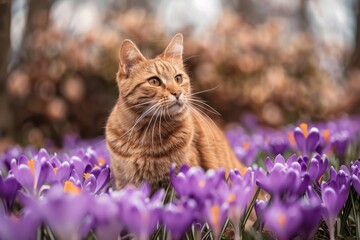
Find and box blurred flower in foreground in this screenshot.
[162,199,197,240]
[0,174,21,211]
[321,166,351,240]
[228,169,256,235]
[115,184,164,240]
[24,185,90,240]
[0,212,39,240]
[263,200,302,240]
[298,187,323,240]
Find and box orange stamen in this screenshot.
[27,160,35,176]
[98,157,106,165]
[242,141,251,151]
[277,213,286,227]
[211,205,220,229]
[63,181,81,194]
[323,129,330,143]
[53,167,58,174]
[84,173,91,179]
[326,145,335,156]
[228,193,236,203]
[198,180,206,188]
[300,123,309,138]
[288,132,296,146]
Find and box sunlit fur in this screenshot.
[106,34,247,190]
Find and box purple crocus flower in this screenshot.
[162,199,197,240]
[307,154,328,185]
[257,155,310,199]
[321,166,350,240]
[82,166,110,194]
[263,200,302,240]
[293,123,320,156]
[170,165,225,204]
[10,155,52,196]
[203,198,229,239]
[330,131,350,157]
[268,135,289,156]
[25,185,90,240]
[114,184,164,240]
[255,199,267,230]
[0,211,40,240]
[351,160,360,195]
[90,194,123,240]
[298,187,323,240]
[227,169,256,234]
[48,161,71,184]
[0,174,21,211]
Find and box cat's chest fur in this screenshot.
[106,107,198,189]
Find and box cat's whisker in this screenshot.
[189,99,221,116]
[124,102,162,151]
[190,106,217,142]
[120,100,158,112]
[189,108,211,148]
[158,109,163,146]
[189,85,220,96]
[151,108,162,148]
[141,105,161,148]
[189,96,220,114]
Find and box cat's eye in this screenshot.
[174,74,183,84]
[148,77,161,86]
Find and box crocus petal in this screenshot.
[306,128,320,154]
[15,165,35,195]
[265,157,274,172]
[84,175,96,193]
[322,187,338,219]
[56,162,71,183]
[352,175,360,195]
[294,128,306,154]
[95,167,110,194]
[308,158,319,181]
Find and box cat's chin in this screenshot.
[166,103,187,115]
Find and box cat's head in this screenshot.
[116,33,190,117]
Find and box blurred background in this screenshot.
[0,0,360,149]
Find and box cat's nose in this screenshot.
[171,90,182,100]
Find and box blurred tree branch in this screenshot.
[0,0,11,86]
[350,0,360,68]
[0,0,13,143]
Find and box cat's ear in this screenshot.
[162,33,183,63]
[119,39,146,76]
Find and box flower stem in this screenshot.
[350,189,360,240]
[329,224,335,240]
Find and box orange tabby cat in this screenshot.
[106,33,247,189]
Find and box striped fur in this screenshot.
[106,34,247,190]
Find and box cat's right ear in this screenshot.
[119,40,145,76]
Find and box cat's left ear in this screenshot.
[162,33,183,63]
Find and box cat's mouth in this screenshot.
[167,101,185,113]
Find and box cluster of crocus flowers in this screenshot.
[0,116,360,239]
